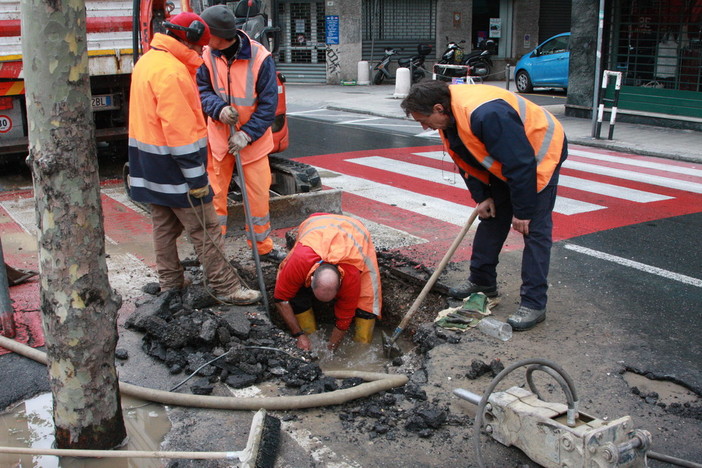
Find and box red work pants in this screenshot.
[208,153,273,255]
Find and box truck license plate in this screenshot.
[91,95,117,111]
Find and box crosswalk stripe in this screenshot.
[558,175,672,202]
[570,148,702,177]
[563,160,702,193]
[345,156,605,215]
[317,170,473,226]
[358,153,671,203]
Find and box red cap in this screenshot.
[165,12,211,47]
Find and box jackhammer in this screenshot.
[454,358,654,468]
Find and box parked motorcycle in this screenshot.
[373,43,432,85]
[462,38,496,78]
[438,37,466,65]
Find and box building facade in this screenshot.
[260,0,701,129]
[568,0,702,130]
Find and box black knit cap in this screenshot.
[200,5,238,38]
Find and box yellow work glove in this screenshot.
[188,186,210,198]
[219,106,239,126]
[228,131,251,154]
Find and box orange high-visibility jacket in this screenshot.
[441,84,565,191]
[202,33,274,165]
[127,33,211,208]
[295,214,382,318]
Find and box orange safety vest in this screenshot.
[296,214,382,317]
[441,84,565,191]
[202,33,274,165]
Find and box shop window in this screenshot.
[612,0,702,92]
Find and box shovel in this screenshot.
[382,206,481,358]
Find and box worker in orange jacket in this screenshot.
[401,80,567,331]
[127,12,261,305]
[273,214,382,351]
[196,5,285,262]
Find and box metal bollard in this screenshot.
[505,64,511,91]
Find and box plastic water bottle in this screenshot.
[478,317,512,341]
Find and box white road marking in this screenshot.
[1,190,155,301]
[318,170,473,226]
[558,175,672,202]
[337,116,384,124]
[570,148,702,177]
[345,156,606,215]
[413,151,673,203]
[564,244,702,287]
[280,420,362,468]
[563,160,702,193]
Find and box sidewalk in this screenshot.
[285,82,702,164]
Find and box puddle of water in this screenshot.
[623,371,699,406]
[0,393,170,467]
[306,323,412,373]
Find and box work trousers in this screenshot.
[208,153,273,255]
[469,167,561,311]
[150,202,240,295]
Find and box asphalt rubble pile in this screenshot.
[120,260,511,441]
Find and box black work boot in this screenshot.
[507,305,546,331]
[448,280,498,299]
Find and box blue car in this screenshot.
[514,32,570,93]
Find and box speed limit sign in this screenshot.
[0,114,12,133]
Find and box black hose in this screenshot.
[648,450,702,468]
[132,0,140,65]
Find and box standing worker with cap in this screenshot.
[128,11,261,305]
[401,80,567,331]
[196,4,285,262]
[273,214,382,351]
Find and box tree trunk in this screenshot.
[20,0,127,449]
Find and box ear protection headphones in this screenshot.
[163,20,206,43]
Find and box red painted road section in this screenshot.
[299,144,702,253]
[0,202,42,355]
[2,145,702,352]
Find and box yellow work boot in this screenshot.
[353,316,375,344]
[295,308,317,335]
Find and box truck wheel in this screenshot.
[515,70,533,93]
[373,71,385,85]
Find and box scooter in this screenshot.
[372,44,432,85]
[462,38,496,78]
[438,37,466,65]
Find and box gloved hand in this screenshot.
[228,131,251,153]
[189,186,210,198]
[219,106,239,126]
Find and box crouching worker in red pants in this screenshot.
[273,214,382,351]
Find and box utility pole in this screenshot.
[20,0,127,449]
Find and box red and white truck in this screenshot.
[0,0,288,156]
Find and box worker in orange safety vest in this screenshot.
[273,214,383,351]
[196,5,285,262]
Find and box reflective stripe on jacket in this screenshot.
[442,84,565,192]
[127,33,211,208]
[201,32,274,165]
[294,214,382,318]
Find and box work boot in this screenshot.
[260,248,287,263]
[448,280,498,299]
[507,305,546,331]
[217,287,262,306]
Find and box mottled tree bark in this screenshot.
[20,0,127,449]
